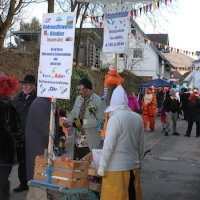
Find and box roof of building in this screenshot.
[12,31,40,41]
[146,34,169,46]
[172,70,182,79]
[130,18,173,70]
[179,71,192,85]
[164,52,194,68]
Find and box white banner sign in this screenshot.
[103,4,130,53]
[37,13,76,99]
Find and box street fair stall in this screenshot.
[29,1,132,199]
[28,12,99,200]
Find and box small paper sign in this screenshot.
[92,149,102,164]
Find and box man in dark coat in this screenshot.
[156,87,165,110]
[25,97,51,181]
[12,75,37,192]
[180,88,190,120]
[185,90,200,137]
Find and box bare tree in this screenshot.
[55,0,102,67]
[0,0,36,49]
[48,0,54,12]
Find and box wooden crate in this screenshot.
[33,156,89,189]
[88,168,102,193]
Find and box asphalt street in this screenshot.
[9,116,200,200]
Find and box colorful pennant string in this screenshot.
[90,0,173,23]
[129,33,197,58]
[87,0,196,58]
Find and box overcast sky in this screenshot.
[25,0,199,52]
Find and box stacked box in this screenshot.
[33,156,89,189]
[88,168,102,193]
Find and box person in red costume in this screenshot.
[142,86,157,132]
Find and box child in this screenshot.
[159,107,167,132]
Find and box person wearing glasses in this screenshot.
[64,78,106,160]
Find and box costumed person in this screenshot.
[98,85,144,200]
[64,78,106,160]
[141,86,156,132]
[185,90,200,137]
[12,74,37,192]
[163,88,181,136]
[0,76,23,200]
[101,64,124,101]
[128,91,140,112]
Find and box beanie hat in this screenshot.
[105,85,128,113]
[169,88,176,96]
[78,78,92,90]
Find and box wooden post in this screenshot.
[47,97,56,166]
[114,0,122,72]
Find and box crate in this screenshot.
[88,168,102,193]
[33,155,89,189]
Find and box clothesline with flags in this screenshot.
[89,0,174,24]
[129,33,197,58]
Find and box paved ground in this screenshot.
[9,116,200,200]
[141,117,200,200]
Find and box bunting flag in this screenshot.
[89,0,174,24]
[87,0,197,58]
[128,33,197,58]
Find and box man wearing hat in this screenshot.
[64,78,106,160]
[12,74,37,192]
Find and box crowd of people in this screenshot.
[0,73,199,200]
[141,85,200,137]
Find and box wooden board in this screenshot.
[88,168,100,177]
[35,156,89,170]
[34,166,88,179]
[33,174,88,189]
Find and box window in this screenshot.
[131,28,136,36]
[119,54,124,58]
[130,24,136,35]
[133,49,143,59]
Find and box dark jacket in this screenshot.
[187,97,200,122]
[156,90,165,108]
[0,96,23,165]
[180,92,190,110]
[163,96,180,113]
[25,97,51,180]
[12,90,37,134]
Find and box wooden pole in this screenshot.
[47,97,56,165]
[114,0,122,72]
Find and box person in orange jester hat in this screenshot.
[101,64,124,101]
[142,86,157,132]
